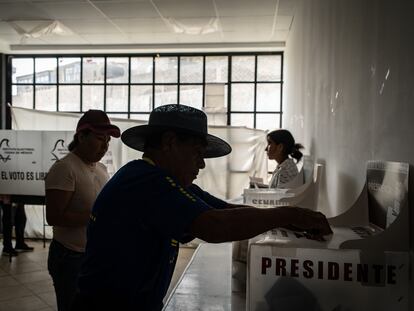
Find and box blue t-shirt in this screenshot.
[78,159,227,310]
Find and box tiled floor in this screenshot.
[0,240,195,311]
[0,240,55,311]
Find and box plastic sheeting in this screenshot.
[8,20,73,44]
[10,106,268,238]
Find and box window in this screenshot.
[9,53,283,129]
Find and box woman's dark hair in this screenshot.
[68,129,91,151]
[267,129,304,162]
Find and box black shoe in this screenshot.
[2,247,18,256]
[15,243,34,252]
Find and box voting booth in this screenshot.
[247,161,411,311]
[0,130,71,196]
[0,129,115,196]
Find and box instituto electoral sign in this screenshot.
[0,130,72,196]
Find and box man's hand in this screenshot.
[282,207,333,240]
[191,204,332,243]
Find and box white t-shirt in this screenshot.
[45,152,109,252]
[269,157,302,189]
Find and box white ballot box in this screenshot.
[243,188,294,206]
[244,162,323,211]
[247,161,411,311]
[248,241,409,311]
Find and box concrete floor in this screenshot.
[0,240,195,311]
[164,243,246,311]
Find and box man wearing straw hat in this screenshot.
[74,104,331,311]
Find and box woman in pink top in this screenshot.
[45,110,120,311]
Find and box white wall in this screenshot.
[284,0,414,219]
[284,1,414,301]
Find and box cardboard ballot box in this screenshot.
[248,242,409,311]
[247,161,411,311]
[244,162,322,210]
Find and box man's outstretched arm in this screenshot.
[190,206,332,243]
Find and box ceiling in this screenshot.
[0,0,296,53]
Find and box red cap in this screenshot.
[76,110,121,138]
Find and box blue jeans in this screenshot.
[48,240,84,311]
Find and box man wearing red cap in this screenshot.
[44,110,120,311]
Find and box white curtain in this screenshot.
[11,106,268,238]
